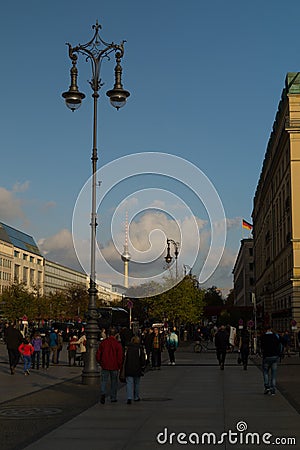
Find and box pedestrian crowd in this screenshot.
[2,319,300,404]
[3,321,87,375]
[95,325,181,405]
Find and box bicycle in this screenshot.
[193,340,209,353]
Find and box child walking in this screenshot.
[18,337,34,375]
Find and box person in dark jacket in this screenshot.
[214,325,229,370]
[142,328,153,366]
[4,322,23,375]
[31,332,43,370]
[96,327,123,404]
[41,332,50,370]
[150,327,164,370]
[261,326,281,395]
[239,327,250,370]
[49,329,58,364]
[125,336,146,404]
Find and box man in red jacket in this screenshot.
[96,327,123,404]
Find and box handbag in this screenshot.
[119,349,127,383]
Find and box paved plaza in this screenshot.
[0,341,299,450]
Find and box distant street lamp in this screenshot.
[165,238,180,280]
[62,21,130,385]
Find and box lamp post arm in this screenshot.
[65,24,125,96]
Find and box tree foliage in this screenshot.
[0,283,38,321]
[145,276,205,325]
[203,286,224,307]
[0,282,90,322]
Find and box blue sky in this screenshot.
[0,0,298,295]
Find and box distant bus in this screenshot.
[96,307,129,330]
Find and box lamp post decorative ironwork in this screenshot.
[62,21,130,385]
[165,238,180,280]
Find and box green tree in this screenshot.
[0,282,36,321]
[146,276,205,326]
[64,284,89,318]
[204,286,224,307]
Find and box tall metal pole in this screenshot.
[62,22,130,385]
[82,89,100,385]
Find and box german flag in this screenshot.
[242,219,253,230]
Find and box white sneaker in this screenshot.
[172,362,176,365]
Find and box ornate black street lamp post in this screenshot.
[165,238,180,281]
[62,21,130,385]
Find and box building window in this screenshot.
[14,250,20,258]
[23,254,28,261]
[30,269,35,285]
[23,267,28,284]
[30,256,34,263]
[14,264,20,282]
[37,271,42,286]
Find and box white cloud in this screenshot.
[38,229,84,272]
[150,199,166,209]
[13,181,30,193]
[40,201,56,211]
[42,213,239,293]
[0,186,25,221]
[226,217,243,229]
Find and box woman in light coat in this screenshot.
[75,333,87,366]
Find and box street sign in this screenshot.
[247,320,254,328]
[127,300,133,309]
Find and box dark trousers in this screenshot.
[68,350,76,366]
[7,348,20,369]
[151,349,161,367]
[42,349,50,368]
[216,349,227,366]
[241,348,249,367]
[32,351,41,369]
[168,348,176,363]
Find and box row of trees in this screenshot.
[0,283,90,322]
[1,277,248,328]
